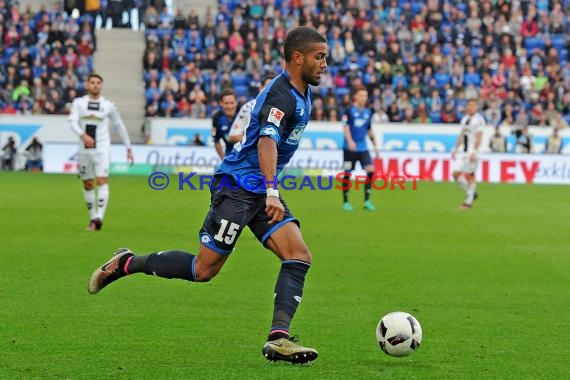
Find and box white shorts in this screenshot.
[453,152,478,174]
[78,150,110,180]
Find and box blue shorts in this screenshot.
[343,149,372,171]
[199,175,299,255]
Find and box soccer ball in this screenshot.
[376,311,422,357]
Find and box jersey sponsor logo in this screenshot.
[354,118,367,128]
[80,115,104,123]
[286,124,307,144]
[88,102,100,111]
[299,108,304,117]
[262,127,278,136]
[268,107,285,127]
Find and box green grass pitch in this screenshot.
[1,172,569,379]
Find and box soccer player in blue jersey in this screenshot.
[341,87,380,211]
[212,88,238,159]
[88,27,328,365]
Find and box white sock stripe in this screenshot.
[282,259,311,267]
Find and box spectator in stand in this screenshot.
[515,126,533,153]
[545,128,563,154]
[159,68,179,93]
[144,6,159,29]
[416,103,431,123]
[489,126,508,153]
[441,103,458,124]
[484,100,502,127]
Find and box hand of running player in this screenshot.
[265,196,285,225]
[82,134,95,148]
[469,152,477,162]
[348,141,357,151]
[451,149,456,159]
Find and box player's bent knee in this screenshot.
[195,268,219,282]
[291,247,312,264]
[194,264,221,282]
[83,180,95,190]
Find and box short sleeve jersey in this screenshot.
[216,70,312,193]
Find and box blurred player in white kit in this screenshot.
[451,99,484,210]
[69,73,134,230]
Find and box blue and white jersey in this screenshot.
[212,110,237,155]
[216,70,311,194]
[343,106,373,152]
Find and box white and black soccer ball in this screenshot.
[376,311,422,357]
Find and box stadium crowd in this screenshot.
[141,0,570,131]
[0,0,98,115]
[1,0,570,133]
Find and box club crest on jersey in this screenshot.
[268,107,285,127]
[262,127,278,136]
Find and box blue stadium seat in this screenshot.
[411,2,423,14]
[4,47,15,59]
[234,85,249,98]
[327,66,338,76]
[335,87,351,97]
[186,29,201,40]
[430,112,441,123]
[552,36,566,51]
[357,55,369,68]
[28,46,38,59]
[231,72,249,86]
[456,3,467,12]
[524,37,544,51]
[435,73,450,89]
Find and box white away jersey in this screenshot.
[459,112,485,152]
[69,95,131,151]
[229,99,256,138]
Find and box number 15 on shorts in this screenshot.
[214,219,240,245]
